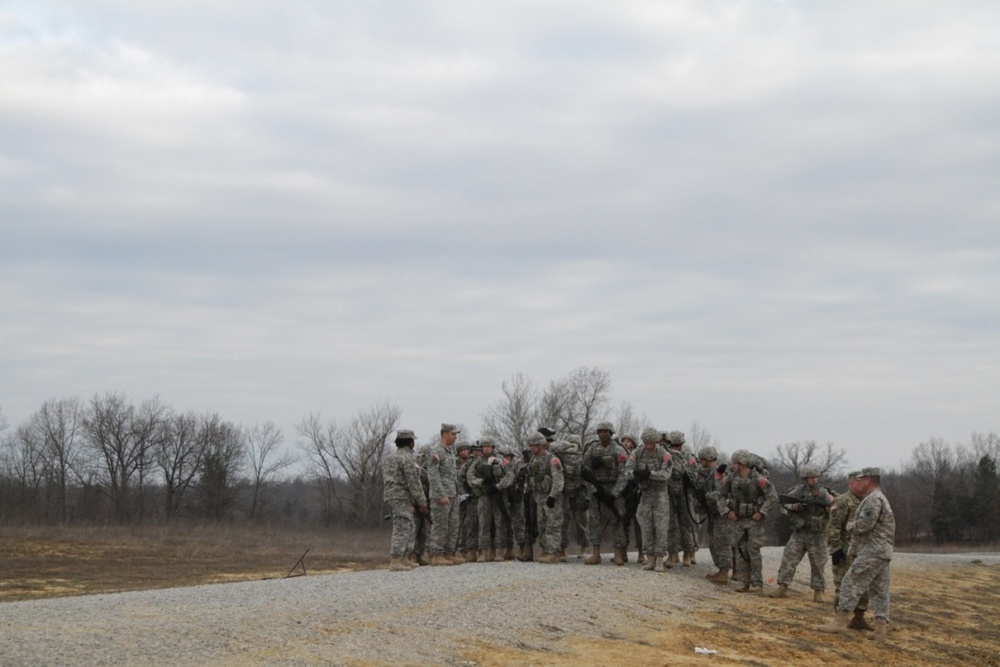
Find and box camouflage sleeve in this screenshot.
[827,497,849,551]
[549,457,565,497]
[403,453,424,504]
[648,449,672,484]
[850,493,882,537]
[496,461,516,490]
[609,445,629,496]
[427,446,446,499]
[758,478,778,517]
[717,475,734,517]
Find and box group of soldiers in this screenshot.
[383,422,895,641]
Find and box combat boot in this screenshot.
[504,547,515,561]
[813,589,824,603]
[613,547,625,566]
[667,552,680,567]
[537,551,557,564]
[522,542,534,562]
[637,552,647,565]
[430,554,452,566]
[747,582,763,594]
[817,610,851,634]
[735,571,751,592]
[622,550,630,564]
[486,548,496,562]
[494,548,505,563]
[682,551,694,567]
[449,552,466,565]
[476,549,489,563]
[654,556,667,573]
[867,619,888,642]
[557,548,568,563]
[706,568,730,585]
[768,583,789,599]
[689,551,697,564]
[849,609,875,631]
[389,556,410,572]
[642,555,657,571]
[584,545,602,565]
[467,548,478,563]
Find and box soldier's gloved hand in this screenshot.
[546,496,556,509]
[831,549,845,566]
[634,469,651,481]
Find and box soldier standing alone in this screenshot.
[382,430,429,571]
[769,464,835,602]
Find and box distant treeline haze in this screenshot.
[1,368,998,547]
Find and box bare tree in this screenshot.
[155,411,206,520]
[296,399,401,527]
[297,413,345,523]
[538,366,612,442]
[689,422,723,459]
[481,373,539,451]
[771,440,848,479]
[245,420,295,521]
[31,396,86,523]
[194,414,245,521]
[615,401,650,441]
[83,392,139,523]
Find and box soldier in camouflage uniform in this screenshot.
[664,431,699,567]
[455,441,475,560]
[468,436,516,562]
[624,427,674,572]
[695,447,732,584]
[770,464,835,601]
[382,430,429,571]
[819,468,895,641]
[719,449,778,593]
[526,432,565,563]
[582,421,629,565]
[619,435,645,564]
[410,443,432,566]
[501,445,529,561]
[426,423,464,565]
[828,471,873,630]
[552,435,590,563]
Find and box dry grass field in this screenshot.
[0,524,387,602]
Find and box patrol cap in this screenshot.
[641,426,660,443]
[595,421,614,433]
[859,467,881,478]
[479,435,496,448]
[698,446,718,461]
[441,423,460,433]
[847,470,862,479]
[669,431,686,446]
[395,429,416,441]
[527,433,546,446]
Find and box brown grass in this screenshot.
[0,524,389,602]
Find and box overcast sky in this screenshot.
[3,1,998,472]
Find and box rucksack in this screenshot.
[549,440,582,481]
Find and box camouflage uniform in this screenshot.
[456,443,478,555]
[719,454,778,589]
[502,449,528,553]
[382,437,426,558]
[624,429,673,564]
[426,440,460,556]
[412,445,432,560]
[582,437,629,550]
[665,432,698,562]
[775,475,835,592]
[838,482,895,622]
[468,442,516,558]
[828,480,866,611]
[527,445,565,559]
[695,452,732,573]
[551,437,591,555]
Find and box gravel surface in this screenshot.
[2,548,997,666]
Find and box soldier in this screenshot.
[551,435,590,563]
[501,445,529,561]
[526,432,565,563]
[455,440,478,561]
[624,427,674,572]
[818,468,895,641]
[382,429,429,571]
[620,434,645,564]
[410,443,432,566]
[719,449,778,593]
[426,423,464,566]
[828,470,873,630]
[695,447,732,584]
[769,464,836,601]
[468,436,516,562]
[581,421,629,565]
[664,431,699,567]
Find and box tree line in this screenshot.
[2,368,998,547]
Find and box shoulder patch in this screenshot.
[715,471,724,481]
[663,453,672,463]
[433,453,441,462]
[551,457,562,467]
[687,457,696,466]
[619,454,627,464]
[758,477,769,489]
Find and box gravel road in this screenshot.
[2,548,997,666]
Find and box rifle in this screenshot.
[581,466,625,524]
[737,528,750,562]
[778,493,832,509]
[680,468,708,525]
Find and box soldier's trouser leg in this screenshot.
[560,494,572,550]
[839,555,891,621]
[414,512,428,555]
[747,521,765,585]
[707,515,732,570]
[457,501,468,552]
[833,556,869,610]
[525,495,538,544]
[478,496,496,550]
[776,531,808,586]
[429,497,458,554]
[805,532,828,591]
[540,498,564,554]
[509,495,526,545]
[388,500,416,557]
